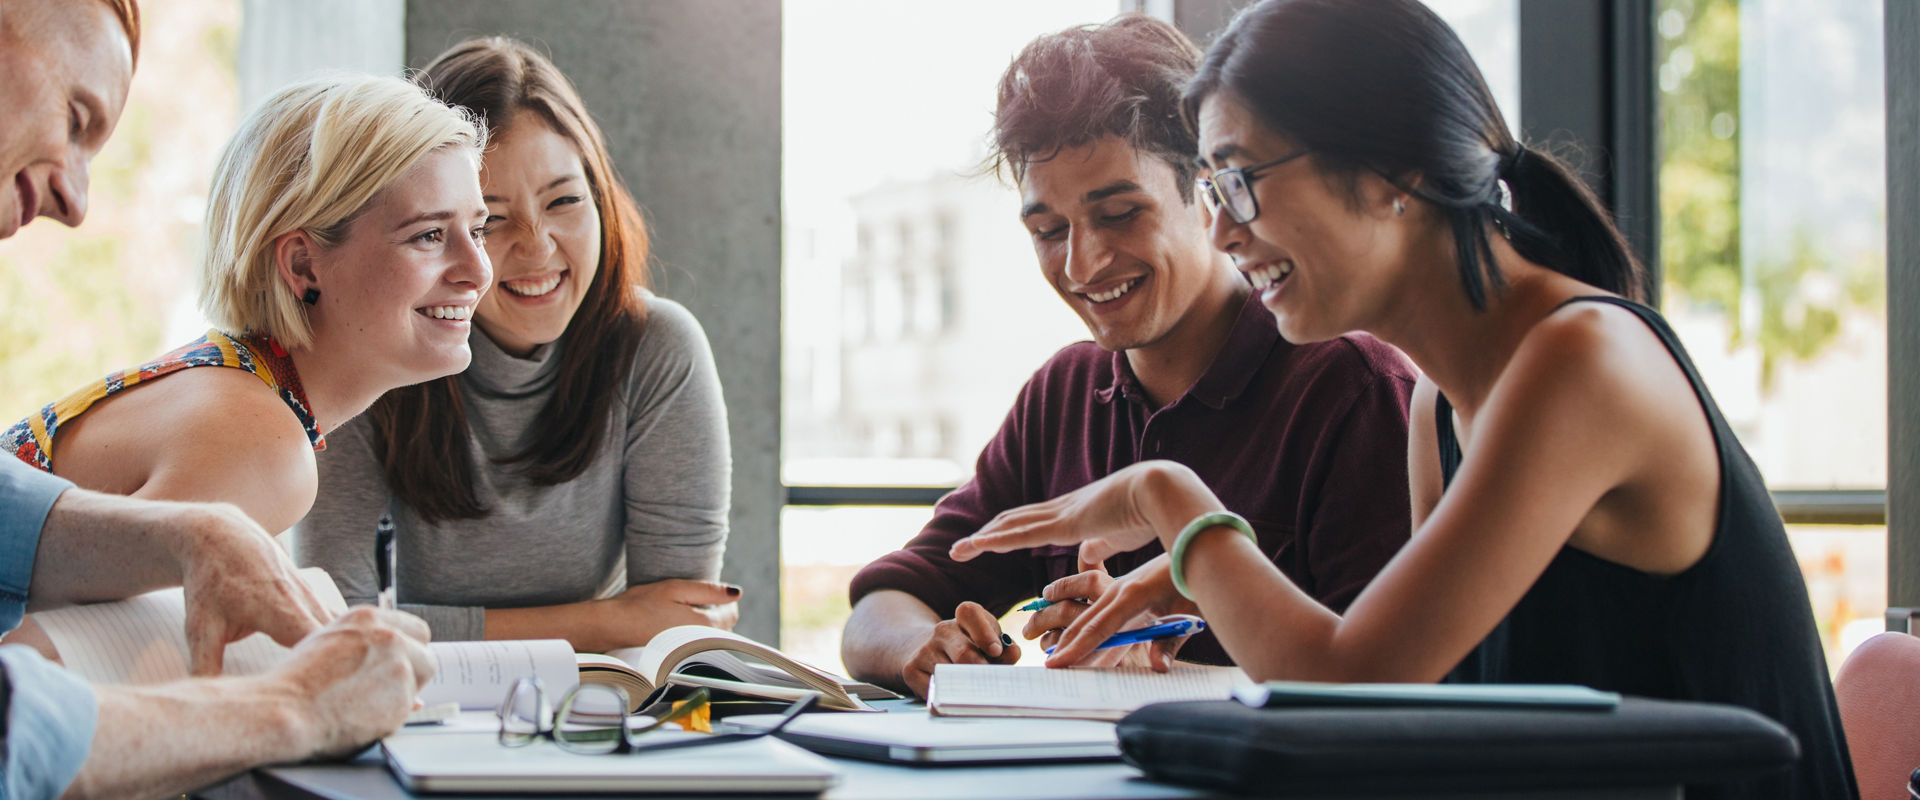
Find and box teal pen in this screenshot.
[1015,598,1055,612]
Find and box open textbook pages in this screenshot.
[29,567,580,711]
[928,664,1251,721]
[29,572,889,713]
[575,625,892,712]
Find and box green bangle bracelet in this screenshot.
[1169,511,1257,601]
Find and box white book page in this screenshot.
[33,567,346,684]
[628,625,745,681]
[31,567,576,711]
[417,639,578,710]
[630,626,843,683]
[607,643,818,689]
[685,651,807,687]
[930,665,1249,713]
[610,627,872,710]
[604,645,647,670]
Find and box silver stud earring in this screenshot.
[1393,197,1406,216]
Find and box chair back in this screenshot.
[1835,631,1920,799]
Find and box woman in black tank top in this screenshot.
[948,2,1856,797]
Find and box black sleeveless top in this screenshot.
[1436,296,1857,800]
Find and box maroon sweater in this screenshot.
[849,295,1418,665]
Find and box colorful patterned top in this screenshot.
[1,329,325,473]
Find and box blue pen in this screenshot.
[1016,598,1056,612]
[1044,614,1206,655]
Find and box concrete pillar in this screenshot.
[236,0,404,110]
[404,0,783,644]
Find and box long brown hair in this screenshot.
[374,37,651,521]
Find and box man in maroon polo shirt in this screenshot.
[839,15,1418,698]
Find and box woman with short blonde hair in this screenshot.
[201,76,486,350]
[1,73,493,535]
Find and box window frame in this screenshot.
[1885,0,1918,611]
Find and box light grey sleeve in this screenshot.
[294,415,485,639]
[620,297,731,585]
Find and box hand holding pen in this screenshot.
[372,512,455,722]
[1018,562,1130,663]
[901,600,1021,699]
[1030,554,1195,670]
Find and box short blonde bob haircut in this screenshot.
[199,74,484,349]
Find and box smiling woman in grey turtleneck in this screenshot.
[293,37,736,651]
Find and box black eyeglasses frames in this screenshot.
[1197,148,1311,224]
[497,678,819,755]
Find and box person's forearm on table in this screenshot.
[841,591,943,692]
[65,676,308,800]
[29,492,232,609]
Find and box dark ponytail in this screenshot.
[1184,0,1645,307]
[1491,145,1645,301]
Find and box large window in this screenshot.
[780,0,1121,670]
[1655,0,1888,666]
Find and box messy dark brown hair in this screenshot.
[988,14,1203,202]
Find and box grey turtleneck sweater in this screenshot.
[293,293,731,640]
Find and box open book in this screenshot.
[928,664,1250,721]
[26,569,892,713]
[578,625,891,712]
[26,568,582,711]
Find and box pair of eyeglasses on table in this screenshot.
[497,677,819,755]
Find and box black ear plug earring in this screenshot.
[302,288,320,305]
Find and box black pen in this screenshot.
[375,512,396,610]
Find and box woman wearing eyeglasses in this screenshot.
[295,38,737,651]
[950,1,1855,798]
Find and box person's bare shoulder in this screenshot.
[1510,301,1689,421]
[119,366,319,533]
[1499,303,1715,492]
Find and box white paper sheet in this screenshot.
[31,567,577,710]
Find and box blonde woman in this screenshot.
[0,75,491,535]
